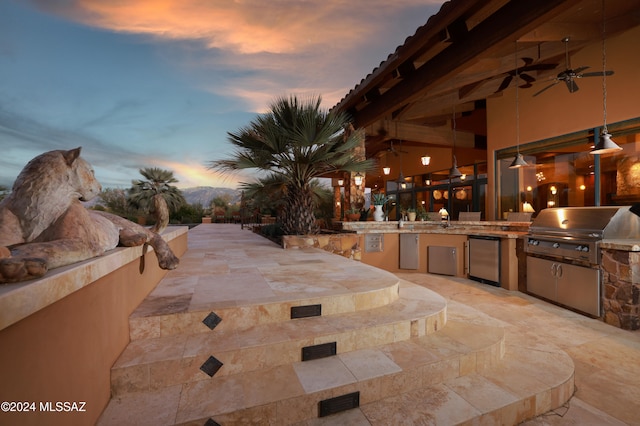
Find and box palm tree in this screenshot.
[210,95,375,235]
[128,167,186,233]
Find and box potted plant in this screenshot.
[345,207,361,222]
[407,208,417,222]
[417,206,430,221]
[371,193,389,221]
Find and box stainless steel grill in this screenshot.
[525,206,640,317]
[525,206,640,265]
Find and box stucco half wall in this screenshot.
[0,226,188,426]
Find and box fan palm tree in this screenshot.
[210,95,375,235]
[128,167,186,233]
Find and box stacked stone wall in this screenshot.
[282,234,361,261]
[601,249,640,330]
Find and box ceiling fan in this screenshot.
[386,140,408,156]
[458,56,557,98]
[495,57,558,92]
[533,37,614,97]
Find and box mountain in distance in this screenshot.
[180,186,242,207]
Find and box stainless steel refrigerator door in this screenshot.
[468,236,500,286]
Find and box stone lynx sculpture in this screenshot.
[0,147,179,284]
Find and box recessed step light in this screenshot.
[291,304,322,319]
[302,342,336,361]
[318,391,360,417]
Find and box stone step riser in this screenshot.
[171,337,506,425]
[129,282,401,341]
[111,311,447,396]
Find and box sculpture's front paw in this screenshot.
[158,253,179,270]
[0,257,48,284]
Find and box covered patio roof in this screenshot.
[333,0,640,160]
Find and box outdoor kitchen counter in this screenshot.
[336,220,530,291]
[339,220,530,239]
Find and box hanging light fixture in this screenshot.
[509,40,530,168]
[337,178,344,186]
[591,0,622,155]
[382,150,391,175]
[421,155,431,166]
[449,126,462,178]
[354,172,363,187]
[449,94,462,178]
[397,139,407,189]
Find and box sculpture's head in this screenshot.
[63,147,102,202]
[13,147,102,202]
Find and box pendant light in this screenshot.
[382,151,391,175]
[449,101,462,178]
[509,40,530,168]
[397,139,407,189]
[591,0,622,155]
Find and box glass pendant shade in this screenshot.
[509,153,529,168]
[383,166,391,175]
[421,156,431,166]
[590,131,622,155]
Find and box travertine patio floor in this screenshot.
[98,224,640,425]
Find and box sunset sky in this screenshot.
[0,0,444,189]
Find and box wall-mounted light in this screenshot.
[580,184,586,191]
[336,201,341,207]
[550,185,557,195]
[337,178,344,186]
[354,172,363,187]
[425,179,431,186]
[526,186,532,192]
[421,155,431,166]
[439,208,449,221]
[383,166,391,175]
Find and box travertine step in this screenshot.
[128,279,400,341]
[304,344,575,425]
[99,320,506,425]
[110,282,447,395]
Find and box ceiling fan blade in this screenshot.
[523,63,559,72]
[496,75,513,92]
[533,81,559,97]
[565,78,579,93]
[519,73,535,83]
[580,70,615,78]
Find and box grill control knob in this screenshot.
[575,245,583,251]
[582,246,589,252]
[552,242,560,248]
